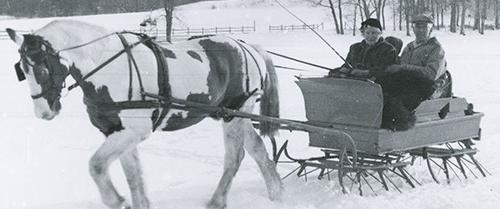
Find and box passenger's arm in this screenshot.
[341,45,356,69]
[400,46,445,80]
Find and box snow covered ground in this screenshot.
[1,1,499,209]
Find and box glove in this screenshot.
[385,64,402,73]
[339,67,352,74]
[350,69,370,77]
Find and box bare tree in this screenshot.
[164,0,174,42]
[328,0,341,34]
[496,0,500,29]
[456,1,460,27]
[354,2,359,35]
[392,0,397,30]
[359,0,366,20]
[450,0,458,32]
[405,0,411,35]
[361,0,371,17]
[460,0,467,35]
[441,0,445,28]
[399,0,403,30]
[474,0,480,30]
[417,0,425,14]
[338,0,345,34]
[307,0,344,34]
[479,0,487,34]
[435,0,440,29]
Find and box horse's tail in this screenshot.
[253,46,280,137]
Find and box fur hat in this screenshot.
[360,18,382,31]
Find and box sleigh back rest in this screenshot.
[296,77,383,128]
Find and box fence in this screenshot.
[269,23,324,32]
[140,22,256,42]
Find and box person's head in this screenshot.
[360,18,382,45]
[411,14,434,43]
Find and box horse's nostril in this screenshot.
[41,112,55,120]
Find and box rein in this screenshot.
[266,50,336,72]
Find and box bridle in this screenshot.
[16,36,68,100]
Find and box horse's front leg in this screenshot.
[89,130,144,209]
[120,148,150,209]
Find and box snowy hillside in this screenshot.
[1,1,500,209]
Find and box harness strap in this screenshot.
[235,40,264,91]
[231,39,264,93]
[84,99,163,112]
[139,34,171,131]
[117,34,134,100]
[67,35,153,91]
[57,32,119,53]
[117,34,146,101]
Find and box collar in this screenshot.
[411,37,438,48]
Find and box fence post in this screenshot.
[215,27,218,34]
[229,26,231,33]
[253,20,256,32]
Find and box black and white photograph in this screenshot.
[0,0,499,209]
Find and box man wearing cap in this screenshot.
[334,18,397,80]
[385,13,450,98]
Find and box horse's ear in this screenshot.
[6,28,24,46]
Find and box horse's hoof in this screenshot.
[269,189,283,202]
[206,200,226,209]
[118,201,132,209]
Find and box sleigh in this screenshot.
[271,76,486,193]
[297,77,482,155]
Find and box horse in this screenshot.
[7,19,282,209]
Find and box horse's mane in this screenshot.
[34,20,110,52]
[34,20,113,65]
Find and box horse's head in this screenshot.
[7,28,69,120]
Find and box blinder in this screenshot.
[14,62,26,81]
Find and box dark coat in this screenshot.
[376,70,435,131]
[342,37,397,79]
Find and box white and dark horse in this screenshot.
[7,20,282,209]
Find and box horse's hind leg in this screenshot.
[207,119,246,209]
[243,120,283,201]
[89,130,144,209]
[120,148,150,209]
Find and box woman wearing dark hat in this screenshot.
[334,18,397,80]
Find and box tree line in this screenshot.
[309,0,500,35]
[1,0,498,36]
[0,0,210,18]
